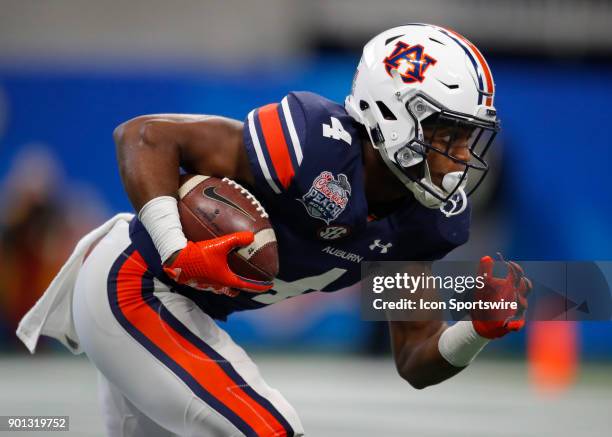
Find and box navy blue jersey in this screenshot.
[129,92,470,320]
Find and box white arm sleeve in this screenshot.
[138,196,188,263]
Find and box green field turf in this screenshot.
[1,354,610,436]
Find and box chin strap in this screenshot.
[412,168,469,217]
[439,187,468,217]
[413,179,468,217]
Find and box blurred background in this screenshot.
[0,1,611,436]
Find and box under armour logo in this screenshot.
[323,117,352,145]
[369,239,392,254]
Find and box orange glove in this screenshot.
[471,255,532,339]
[163,231,272,296]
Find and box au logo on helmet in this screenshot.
[383,41,437,83]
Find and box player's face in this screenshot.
[422,124,474,189]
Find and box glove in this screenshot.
[163,231,273,296]
[471,255,532,339]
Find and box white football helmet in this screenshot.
[346,23,500,217]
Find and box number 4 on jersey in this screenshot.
[322,117,352,145]
[253,268,347,304]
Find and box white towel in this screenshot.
[16,213,134,354]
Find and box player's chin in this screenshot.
[430,174,444,189]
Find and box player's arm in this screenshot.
[388,258,531,389]
[389,320,463,389]
[387,261,467,389]
[114,114,253,212]
[113,114,269,293]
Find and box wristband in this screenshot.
[437,321,490,367]
[138,196,187,263]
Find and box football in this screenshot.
[177,174,278,283]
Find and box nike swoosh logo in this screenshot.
[437,79,459,90]
[203,186,256,221]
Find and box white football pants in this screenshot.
[72,220,304,437]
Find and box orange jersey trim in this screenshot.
[258,103,295,190]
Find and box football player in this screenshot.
[19,24,531,437]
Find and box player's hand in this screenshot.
[162,232,273,295]
[471,255,532,339]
